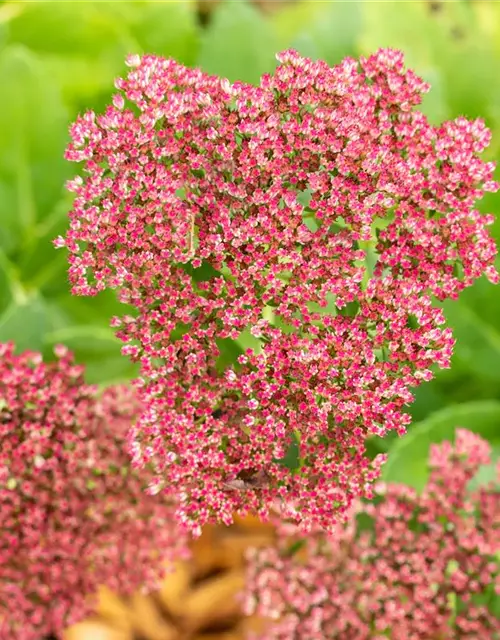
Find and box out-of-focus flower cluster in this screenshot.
[245,430,500,639]
[58,48,498,535]
[0,343,187,640]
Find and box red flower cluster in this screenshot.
[0,343,187,640]
[58,49,498,534]
[244,430,500,639]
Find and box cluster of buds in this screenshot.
[58,48,498,535]
[0,343,187,640]
[244,430,500,639]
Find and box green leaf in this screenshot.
[7,2,128,55]
[286,32,319,62]
[467,444,500,491]
[54,291,136,330]
[40,293,139,384]
[454,273,500,335]
[236,328,262,354]
[274,431,301,471]
[215,337,244,372]
[408,380,448,422]
[383,401,500,490]
[0,295,49,352]
[0,179,20,255]
[0,248,20,312]
[9,1,198,112]
[0,46,69,246]
[43,325,138,385]
[272,0,361,65]
[130,0,200,66]
[271,0,326,47]
[197,1,279,84]
[442,298,500,382]
[416,67,450,125]
[42,54,128,115]
[0,21,7,54]
[0,259,12,313]
[7,3,136,113]
[182,260,221,283]
[18,196,73,296]
[301,1,361,66]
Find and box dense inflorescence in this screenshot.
[58,48,498,534]
[0,343,187,640]
[245,430,500,639]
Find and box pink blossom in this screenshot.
[59,49,498,534]
[0,343,187,640]
[245,430,500,639]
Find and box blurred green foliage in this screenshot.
[0,0,499,485]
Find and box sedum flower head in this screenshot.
[58,49,498,534]
[245,430,500,639]
[0,343,187,640]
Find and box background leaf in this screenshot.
[0,295,49,352]
[298,0,361,66]
[197,1,279,84]
[129,0,200,65]
[0,46,69,245]
[383,401,500,490]
[442,298,500,382]
[43,324,139,385]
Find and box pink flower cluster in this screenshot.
[0,343,187,640]
[245,430,500,639]
[58,49,498,534]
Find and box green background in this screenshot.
[0,0,499,488]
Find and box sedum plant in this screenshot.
[244,430,500,639]
[0,343,187,640]
[57,48,498,535]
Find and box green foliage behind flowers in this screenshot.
[0,1,498,497]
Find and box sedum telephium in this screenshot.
[0,343,187,640]
[244,430,500,640]
[57,49,498,535]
